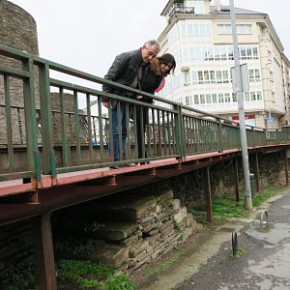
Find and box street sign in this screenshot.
[266,117,273,123]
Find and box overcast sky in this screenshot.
[9,0,290,78]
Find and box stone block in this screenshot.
[92,222,138,241]
[171,199,181,212]
[174,206,188,224]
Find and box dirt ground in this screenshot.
[130,227,212,289]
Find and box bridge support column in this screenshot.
[33,213,57,290]
[254,152,260,193]
[284,150,289,186]
[204,166,213,222]
[234,157,240,202]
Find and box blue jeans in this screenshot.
[110,106,127,162]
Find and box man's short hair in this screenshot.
[143,39,160,52]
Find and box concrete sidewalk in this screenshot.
[139,190,289,290]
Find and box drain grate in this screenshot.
[218,227,236,232]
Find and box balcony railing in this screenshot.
[169,5,195,18]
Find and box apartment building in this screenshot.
[157,0,290,128]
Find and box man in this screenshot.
[102,40,160,169]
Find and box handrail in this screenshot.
[1,44,290,184]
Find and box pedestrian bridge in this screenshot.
[0,44,290,226]
[2,44,290,290]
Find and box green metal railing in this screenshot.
[0,44,290,183]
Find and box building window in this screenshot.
[218,93,224,103]
[232,93,237,102]
[198,71,204,84]
[238,24,252,34]
[206,94,212,104]
[217,24,252,34]
[186,45,259,62]
[194,70,229,85]
[240,46,259,60]
[225,93,231,103]
[182,22,211,38]
[251,92,256,101]
[182,71,190,86]
[249,69,261,82]
[217,24,231,34]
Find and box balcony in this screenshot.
[169,5,195,18]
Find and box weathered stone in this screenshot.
[92,223,138,241]
[156,204,162,214]
[171,199,181,212]
[90,243,130,267]
[159,220,173,232]
[160,223,175,238]
[148,228,159,236]
[174,206,188,224]
[121,230,142,246]
[157,190,174,201]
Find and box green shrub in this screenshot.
[106,274,136,290]
[0,259,36,290]
[56,259,114,288]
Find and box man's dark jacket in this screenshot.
[102,48,144,99]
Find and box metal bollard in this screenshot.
[232,231,238,257]
[260,210,269,230]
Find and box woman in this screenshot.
[133,53,176,163]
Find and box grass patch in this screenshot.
[0,259,36,290]
[229,247,245,258]
[57,259,114,288]
[146,253,183,276]
[188,185,286,224]
[106,274,136,290]
[188,197,248,224]
[252,185,283,207]
[212,198,247,220]
[57,259,136,289]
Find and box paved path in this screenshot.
[140,190,290,290]
[175,191,290,290]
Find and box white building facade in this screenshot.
[157,0,290,128]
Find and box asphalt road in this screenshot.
[175,191,290,290]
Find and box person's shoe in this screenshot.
[126,163,137,167]
[109,165,126,169]
[139,161,151,165]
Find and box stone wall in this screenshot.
[0,220,34,281]
[0,0,39,144]
[53,190,201,274]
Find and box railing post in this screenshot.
[174,104,186,158]
[38,62,56,178]
[23,58,41,182]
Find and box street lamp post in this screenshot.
[230,0,252,210]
